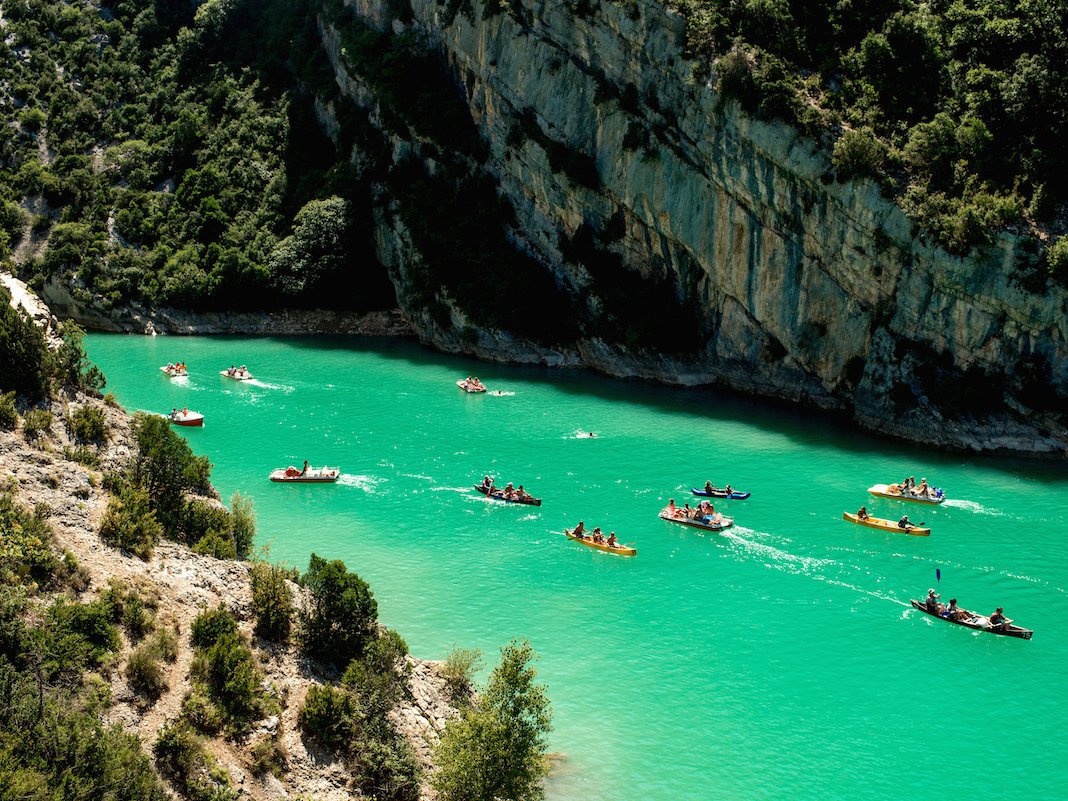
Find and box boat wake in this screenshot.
[942,498,1008,517]
[429,486,471,494]
[488,390,515,396]
[244,379,294,392]
[336,474,385,492]
[518,513,540,521]
[567,430,598,439]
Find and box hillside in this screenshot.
[1,0,1066,455]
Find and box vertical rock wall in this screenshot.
[326,0,1068,455]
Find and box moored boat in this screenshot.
[909,600,1033,639]
[658,510,734,532]
[220,366,253,381]
[842,511,930,536]
[456,378,486,393]
[564,528,636,556]
[168,410,203,426]
[160,364,188,377]
[691,487,751,500]
[474,484,542,506]
[269,466,340,483]
[868,483,945,504]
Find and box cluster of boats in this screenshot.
[159,361,257,425]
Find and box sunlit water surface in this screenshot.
[87,334,1068,801]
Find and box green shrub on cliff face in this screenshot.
[99,485,163,559]
[300,553,379,667]
[250,561,293,642]
[0,392,18,430]
[68,403,108,443]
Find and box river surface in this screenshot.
[86,333,1068,801]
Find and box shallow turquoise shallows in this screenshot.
[86,334,1068,801]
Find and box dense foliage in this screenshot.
[300,552,379,667]
[432,639,553,801]
[672,0,1068,258]
[0,0,394,312]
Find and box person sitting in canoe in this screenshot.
[606,532,620,548]
[989,607,1011,629]
[942,598,966,622]
[925,588,941,613]
[857,505,869,520]
[897,514,914,530]
[704,480,715,493]
[592,527,605,543]
[481,476,494,490]
[724,484,733,495]
[300,460,309,476]
[572,521,587,539]
[664,498,678,517]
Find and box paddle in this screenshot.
[936,568,941,583]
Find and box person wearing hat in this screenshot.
[925,588,941,613]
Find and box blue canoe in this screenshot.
[691,487,750,500]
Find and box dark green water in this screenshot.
[86,333,1068,801]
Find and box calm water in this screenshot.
[87,334,1068,801]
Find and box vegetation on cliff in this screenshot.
[671,0,1068,262]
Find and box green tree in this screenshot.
[267,197,350,296]
[300,554,379,667]
[250,562,292,641]
[432,640,553,801]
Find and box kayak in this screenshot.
[474,485,542,506]
[456,379,486,393]
[160,365,187,377]
[909,600,1033,640]
[220,369,253,381]
[168,410,203,427]
[842,512,930,536]
[269,466,340,483]
[564,528,635,556]
[868,483,945,504]
[691,487,751,500]
[658,510,734,531]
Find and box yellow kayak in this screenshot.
[564,529,636,556]
[842,512,930,536]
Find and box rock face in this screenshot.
[317,0,1068,456]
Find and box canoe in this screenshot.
[868,483,945,504]
[691,487,751,500]
[269,466,340,483]
[456,379,486,393]
[658,510,734,531]
[160,365,187,377]
[168,411,203,427]
[220,369,253,381]
[564,528,635,556]
[909,600,1033,640]
[842,512,930,536]
[474,484,542,506]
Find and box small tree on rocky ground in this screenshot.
[432,639,553,801]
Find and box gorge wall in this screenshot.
[314,0,1068,456]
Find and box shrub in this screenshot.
[437,647,483,704]
[1046,236,1068,283]
[64,444,101,467]
[22,408,53,441]
[191,632,265,729]
[0,491,59,588]
[193,529,237,559]
[99,485,163,559]
[181,499,232,550]
[0,286,50,400]
[250,562,293,642]
[250,734,287,778]
[181,686,226,734]
[297,683,361,753]
[127,642,167,699]
[190,604,238,649]
[833,129,888,182]
[69,403,108,442]
[154,719,237,801]
[130,413,214,533]
[342,628,411,718]
[301,554,379,668]
[103,392,121,408]
[153,623,180,663]
[0,391,17,429]
[229,493,255,558]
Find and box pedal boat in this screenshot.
[269,466,340,483]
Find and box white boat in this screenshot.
[168,410,203,427]
[269,466,340,483]
[160,364,188,377]
[220,366,253,381]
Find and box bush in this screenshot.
[22,408,53,441]
[229,492,255,558]
[342,628,411,718]
[1046,236,1068,283]
[0,286,50,400]
[0,491,60,588]
[833,129,888,181]
[127,642,167,699]
[250,562,293,641]
[0,391,17,429]
[102,580,158,641]
[64,444,101,467]
[69,403,108,442]
[437,647,483,704]
[154,719,237,801]
[190,605,238,649]
[250,734,287,778]
[193,529,237,559]
[130,413,215,534]
[99,485,163,558]
[191,632,265,729]
[297,683,361,753]
[301,554,379,668]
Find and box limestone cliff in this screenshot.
[316,0,1068,456]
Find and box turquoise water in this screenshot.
[87,334,1068,801]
